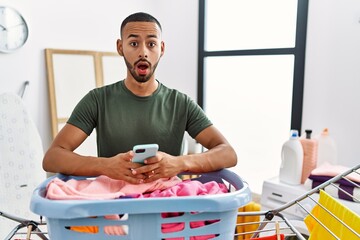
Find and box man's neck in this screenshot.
[124,77,158,97]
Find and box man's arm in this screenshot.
[183,125,237,172]
[43,123,145,183]
[43,123,101,175]
[134,125,237,182]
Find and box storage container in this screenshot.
[279,129,303,185]
[316,128,338,166]
[30,169,251,240]
[300,129,318,183]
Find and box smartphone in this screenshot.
[132,144,159,163]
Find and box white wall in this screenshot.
[303,0,360,168]
[1,0,359,168]
[0,0,198,150]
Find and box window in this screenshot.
[198,0,308,193]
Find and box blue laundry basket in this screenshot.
[30,169,251,239]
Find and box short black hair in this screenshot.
[120,12,162,37]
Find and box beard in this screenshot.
[124,57,159,83]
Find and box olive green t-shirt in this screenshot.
[68,80,212,157]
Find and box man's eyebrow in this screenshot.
[127,34,159,39]
[147,34,159,39]
[127,34,139,39]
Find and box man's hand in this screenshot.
[131,152,185,183]
[103,151,147,184]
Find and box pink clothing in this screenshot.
[153,180,228,240]
[46,175,228,200]
[144,179,228,198]
[161,212,219,240]
[150,180,228,240]
[45,176,228,239]
[46,175,182,200]
[311,163,360,183]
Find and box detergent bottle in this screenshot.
[279,130,304,185]
[300,129,318,183]
[316,128,338,167]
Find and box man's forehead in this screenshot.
[122,22,161,39]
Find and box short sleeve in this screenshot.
[186,97,212,138]
[67,90,98,136]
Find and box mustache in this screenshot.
[135,58,151,66]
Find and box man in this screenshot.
[43,12,237,184]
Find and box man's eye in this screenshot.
[130,42,138,47]
[149,42,156,47]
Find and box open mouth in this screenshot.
[136,62,150,75]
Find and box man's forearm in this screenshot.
[43,147,104,176]
[183,143,237,173]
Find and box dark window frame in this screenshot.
[197,0,309,133]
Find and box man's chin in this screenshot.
[135,76,150,83]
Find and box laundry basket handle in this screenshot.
[179,168,247,190]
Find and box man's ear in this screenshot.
[160,41,165,57]
[116,39,124,56]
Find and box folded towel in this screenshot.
[304,177,360,202]
[304,190,360,239]
[309,174,360,187]
[311,162,360,183]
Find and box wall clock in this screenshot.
[0,6,29,53]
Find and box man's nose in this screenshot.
[138,44,148,58]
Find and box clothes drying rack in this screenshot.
[0,212,47,240]
[235,163,360,239]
